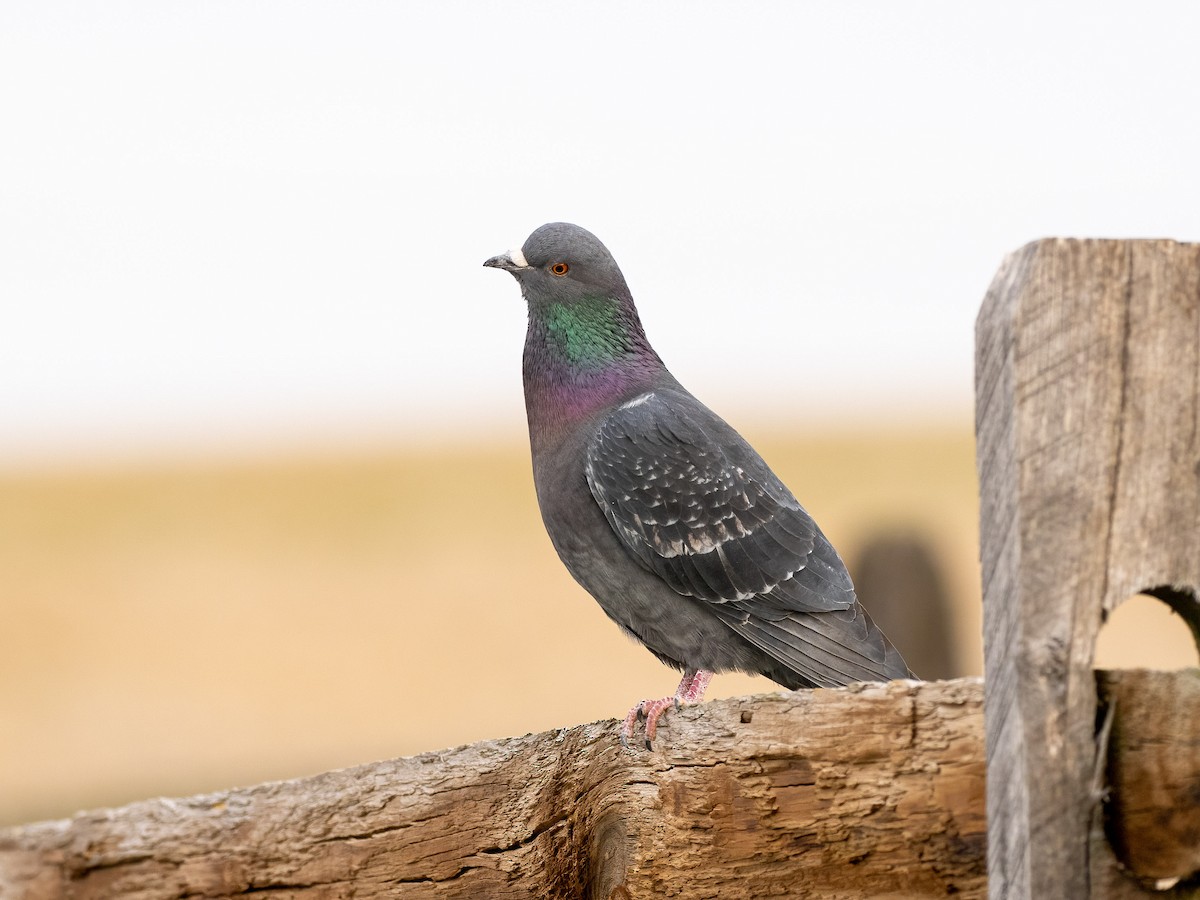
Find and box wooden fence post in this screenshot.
[976,239,1200,899]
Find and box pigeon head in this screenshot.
[484,222,632,310]
[486,223,668,435]
[484,222,660,372]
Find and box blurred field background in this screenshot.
[5,1,1200,831]
[0,424,968,826]
[3,422,1195,827]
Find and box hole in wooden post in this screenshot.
[1095,587,1200,670]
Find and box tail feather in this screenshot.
[713,602,913,688]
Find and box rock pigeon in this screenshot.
[484,223,912,747]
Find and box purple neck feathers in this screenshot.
[522,309,665,450]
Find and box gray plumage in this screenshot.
[485,223,911,701]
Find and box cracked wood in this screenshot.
[1,679,986,899]
[977,238,1200,900]
[3,673,1195,899]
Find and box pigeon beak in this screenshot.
[482,248,530,272]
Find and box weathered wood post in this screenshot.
[976,239,1200,898]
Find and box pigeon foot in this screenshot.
[620,668,714,749]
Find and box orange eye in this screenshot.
[550,262,569,276]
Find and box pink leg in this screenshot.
[620,668,714,749]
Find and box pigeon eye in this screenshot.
[550,262,569,276]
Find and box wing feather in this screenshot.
[585,389,854,613]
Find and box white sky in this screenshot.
[3,2,1199,461]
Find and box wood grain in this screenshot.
[1,680,986,899]
[1099,669,1200,885]
[976,239,1200,899]
[2,674,1196,898]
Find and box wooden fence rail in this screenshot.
[0,673,1194,899]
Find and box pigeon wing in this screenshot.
[584,390,856,614]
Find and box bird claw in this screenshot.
[619,695,677,750]
[619,699,651,750]
[618,670,714,751]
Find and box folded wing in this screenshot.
[585,389,910,685]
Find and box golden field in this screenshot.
[0,424,1193,827]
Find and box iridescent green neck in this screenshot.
[542,297,633,366]
[522,293,666,441]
